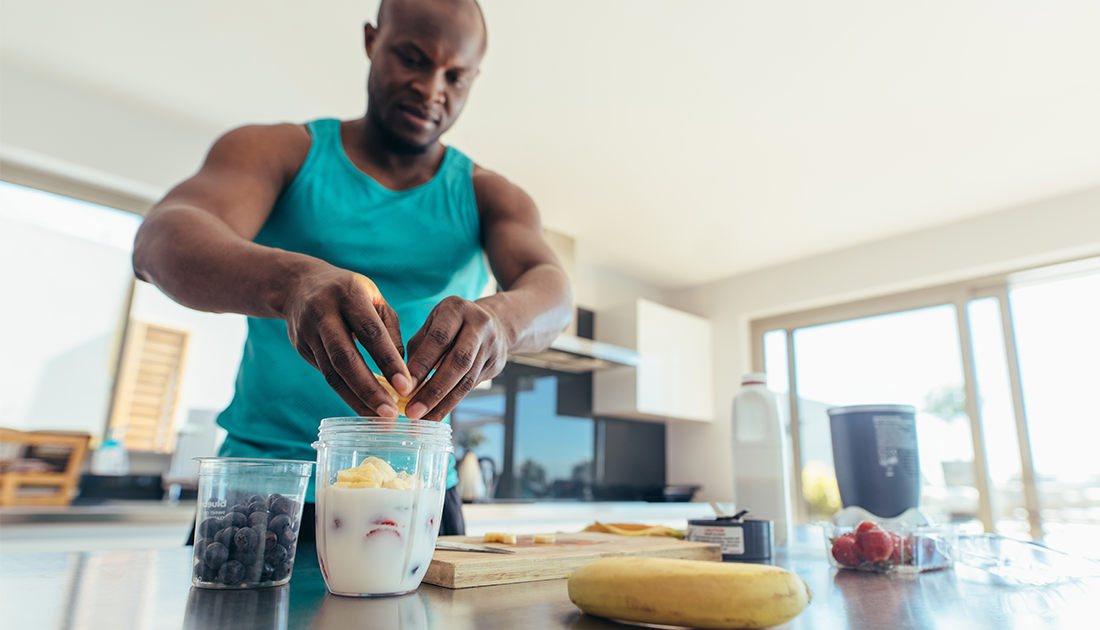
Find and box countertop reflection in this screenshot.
[1,537,1096,629]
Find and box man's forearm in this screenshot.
[476,263,573,354]
[133,205,314,319]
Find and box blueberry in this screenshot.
[265,544,287,565]
[194,538,209,557]
[247,501,268,515]
[260,564,274,582]
[268,495,291,516]
[234,526,259,553]
[230,548,256,565]
[218,560,245,585]
[248,512,267,529]
[230,504,249,515]
[214,526,238,550]
[247,494,266,506]
[279,527,297,549]
[264,530,278,551]
[204,542,229,569]
[221,512,247,529]
[273,559,293,581]
[199,517,221,538]
[267,514,291,533]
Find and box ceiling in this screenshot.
[4,1,1100,288]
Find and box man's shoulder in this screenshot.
[207,123,313,185]
[470,164,538,220]
[470,164,522,199]
[218,122,312,154]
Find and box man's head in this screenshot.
[364,0,487,153]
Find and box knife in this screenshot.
[435,540,516,554]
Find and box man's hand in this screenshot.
[402,296,510,421]
[281,263,414,418]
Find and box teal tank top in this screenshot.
[217,118,487,498]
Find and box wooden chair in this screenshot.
[0,428,91,506]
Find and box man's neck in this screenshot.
[344,117,446,191]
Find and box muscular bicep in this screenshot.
[474,169,563,290]
[148,124,310,240]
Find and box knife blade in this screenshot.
[435,540,517,554]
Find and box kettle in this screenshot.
[457,452,498,503]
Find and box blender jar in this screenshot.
[313,417,454,597]
[192,458,314,589]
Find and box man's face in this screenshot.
[364,0,485,152]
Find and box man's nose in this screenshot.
[411,70,447,104]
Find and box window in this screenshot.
[752,256,1100,558]
[0,181,141,442]
[0,177,247,454]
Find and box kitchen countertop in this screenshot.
[2,531,1096,630]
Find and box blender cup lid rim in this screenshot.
[192,457,316,466]
[826,404,916,416]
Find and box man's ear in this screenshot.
[364,23,379,60]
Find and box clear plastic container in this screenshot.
[312,417,453,597]
[821,521,959,573]
[943,533,1100,586]
[191,458,314,589]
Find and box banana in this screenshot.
[567,557,812,630]
[581,522,684,539]
[372,373,418,416]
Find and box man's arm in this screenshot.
[133,124,413,417]
[402,167,573,421]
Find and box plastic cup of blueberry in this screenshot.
[192,457,314,589]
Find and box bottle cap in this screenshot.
[741,373,767,386]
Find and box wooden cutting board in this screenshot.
[424,532,721,589]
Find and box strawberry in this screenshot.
[889,532,903,564]
[831,532,861,567]
[855,521,893,563]
[365,528,402,541]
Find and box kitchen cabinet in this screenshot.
[593,299,713,422]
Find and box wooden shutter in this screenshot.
[107,321,189,453]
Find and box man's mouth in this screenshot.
[397,104,440,128]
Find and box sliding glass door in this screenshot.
[753,257,1100,558]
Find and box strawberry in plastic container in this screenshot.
[826,520,954,573]
[854,522,893,562]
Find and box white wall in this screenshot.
[574,259,671,313]
[666,185,1100,503]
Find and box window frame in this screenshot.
[2,155,154,445]
[749,260,1093,534]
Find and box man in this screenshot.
[133,0,572,539]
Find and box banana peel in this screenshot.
[582,521,684,539]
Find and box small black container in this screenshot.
[686,517,773,562]
[828,404,920,518]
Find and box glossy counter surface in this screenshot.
[2,537,1096,629]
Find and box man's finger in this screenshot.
[318,321,399,418]
[405,325,480,420]
[344,297,412,397]
[405,300,464,389]
[309,338,374,417]
[420,353,488,422]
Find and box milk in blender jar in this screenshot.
[313,417,453,597]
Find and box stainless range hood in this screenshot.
[503,229,640,373]
[508,334,639,374]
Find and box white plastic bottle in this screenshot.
[91,428,130,476]
[731,373,792,546]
